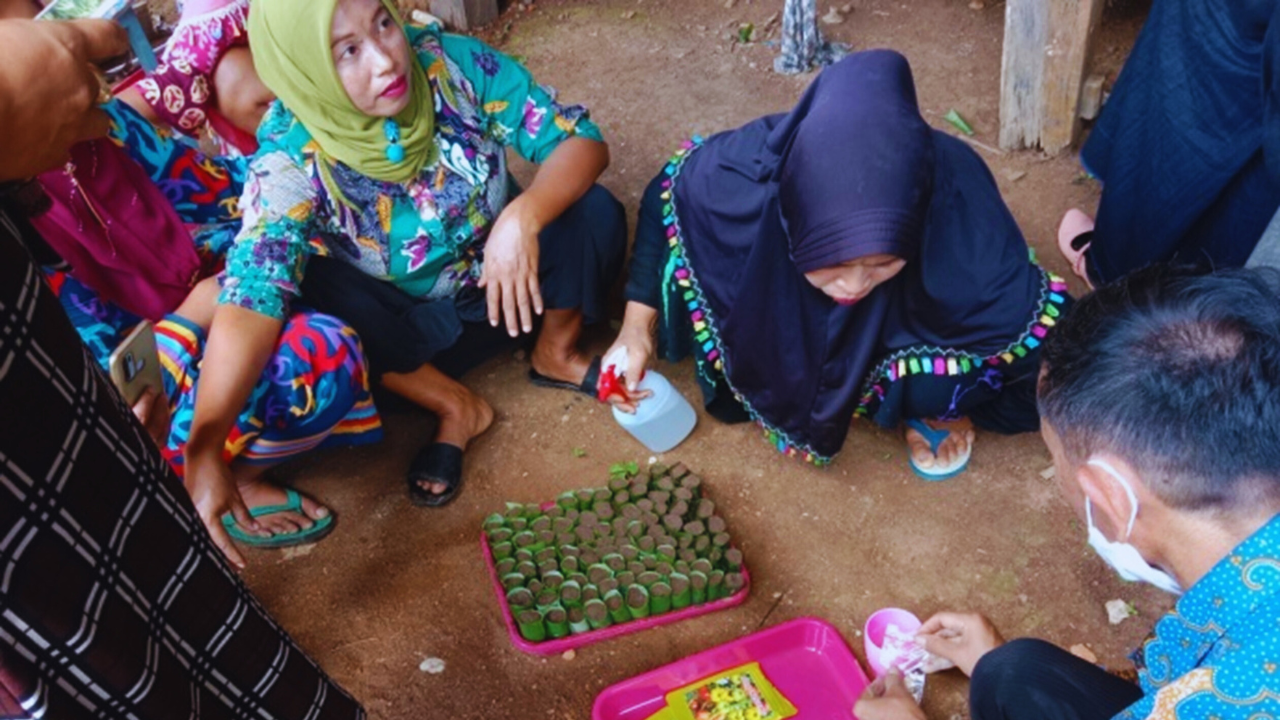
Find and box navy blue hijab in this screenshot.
[671,50,1043,459]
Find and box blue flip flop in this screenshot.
[221,487,335,548]
[905,418,972,482]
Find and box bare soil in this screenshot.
[228,1,1165,717]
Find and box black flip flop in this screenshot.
[527,355,602,400]
[407,442,464,508]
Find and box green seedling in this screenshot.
[585,598,611,630]
[517,609,546,642]
[690,571,708,604]
[545,606,570,638]
[670,573,691,609]
[507,587,535,608]
[605,590,630,624]
[626,585,651,619]
[568,605,590,634]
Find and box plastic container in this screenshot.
[592,617,870,719]
[612,371,697,453]
[481,515,750,656]
[863,607,922,677]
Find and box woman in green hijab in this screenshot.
[186,0,623,548]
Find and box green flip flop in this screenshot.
[221,487,336,549]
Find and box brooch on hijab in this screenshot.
[383,119,406,163]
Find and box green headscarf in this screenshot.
[249,0,435,183]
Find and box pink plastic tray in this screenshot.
[481,530,750,656]
[592,617,870,719]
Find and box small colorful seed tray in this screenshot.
[481,462,750,655]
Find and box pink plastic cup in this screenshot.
[863,607,922,677]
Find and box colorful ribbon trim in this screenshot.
[660,137,830,465]
[853,271,1069,418]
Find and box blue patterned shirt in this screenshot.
[1117,513,1280,719]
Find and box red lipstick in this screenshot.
[381,75,408,99]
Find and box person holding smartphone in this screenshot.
[3,0,385,562]
[0,15,365,718]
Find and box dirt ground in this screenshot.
[231,1,1168,717]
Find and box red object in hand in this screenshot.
[596,364,628,403]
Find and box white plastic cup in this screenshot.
[611,371,697,453]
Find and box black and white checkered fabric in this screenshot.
[0,217,363,720]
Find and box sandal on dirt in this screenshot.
[221,487,336,548]
[905,418,972,482]
[1057,209,1095,286]
[527,355,603,400]
[408,442,465,507]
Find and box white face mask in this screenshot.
[1085,459,1183,595]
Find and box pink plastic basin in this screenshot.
[592,617,870,719]
[863,608,922,677]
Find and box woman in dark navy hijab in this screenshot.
[608,50,1070,477]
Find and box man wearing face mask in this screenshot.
[855,263,1280,720]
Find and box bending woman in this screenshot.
[198,0,624,515]
[607,50,1069,475]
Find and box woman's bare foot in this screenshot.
[530,345,591,386]
[530,307,591,386]
[1057,208,1096,287]
[382,363,495,495]
[905,417,975,471]
[419,387,493,495]
[233,465,330,537]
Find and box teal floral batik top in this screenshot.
[219,24,603,320]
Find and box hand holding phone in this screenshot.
[37,0,157,71]
[131,385,171,446]
[0,17,127,180]
[109,320,163,405]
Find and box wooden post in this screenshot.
[428,0,499,30]
[999,0,1103,155]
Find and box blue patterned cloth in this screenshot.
[1118,513,1280,719]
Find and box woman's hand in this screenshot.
[184,447,258,570]
[0,17,127,180]
[603,301,658,412]
[131,386,171,447]
[185,303,283,570]
[481,195,543,338]
[852,670,928,720]
[479,136,609,338]
[917,611,1005,677]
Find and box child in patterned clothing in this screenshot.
[121,0,271,155]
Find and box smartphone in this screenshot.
[108,320,163,406]
[36,0,159,73]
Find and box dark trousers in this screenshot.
[970,639,1143,720]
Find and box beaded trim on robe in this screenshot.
[658,137,1069,466]
[659,136,832,465]
[854,270,1070,419]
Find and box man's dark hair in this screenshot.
[1038,264,1280,512]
